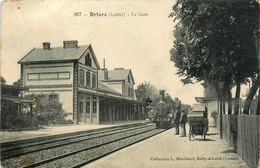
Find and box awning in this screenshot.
[195,97,213,103]
[77,89,145,105]
[1,97,33,104]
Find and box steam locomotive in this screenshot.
[154,90,174,129]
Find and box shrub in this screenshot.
[33,101,68,125]
[1,112,39,130]
[211,111,218,118]
[67,119,74,124]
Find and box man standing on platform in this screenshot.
[174,103,181,135]
[180,107,188,137]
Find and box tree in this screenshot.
[135,81,160,107]
[203,81,218,99]
[243,76,260,114]
[169,0,259,114]
[13,79,23,87]
[1,76,6,84]
[165,93,176,111]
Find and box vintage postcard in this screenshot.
[1,0,259,168]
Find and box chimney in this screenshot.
[103,58,106,69]
[104,70,108,80]
[159,90,165,103]
[101,58,108,80]
[114,68,124,70]
[43,42,51,50]
[63,40,78,49]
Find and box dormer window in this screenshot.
[85,53,92,67]
[127,75,131,83]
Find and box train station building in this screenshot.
[18,40,146,124]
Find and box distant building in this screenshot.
[18,40,145,124]
[1,84,33,115]
[194,97,243,127]
[98,68,135,99]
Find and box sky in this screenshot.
[1,0,206,105]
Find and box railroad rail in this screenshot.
[1,122,165,168]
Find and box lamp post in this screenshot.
[219,81,224,139]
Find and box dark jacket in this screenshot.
[180,111,188,124]
[203,107,208,118]
[174,107,181,123]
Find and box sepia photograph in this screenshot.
[0,0,259,168]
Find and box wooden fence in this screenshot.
[237,115,260,168]
[222,115,238,148]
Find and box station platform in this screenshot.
[85,126,248,168]
[0,120,148,143]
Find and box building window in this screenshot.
[38,95,47,105]
[28,72,70,80]
[79,102,83,114]
[86,102,90,114]
[86,71,91,87]
[92,74,96,88]
[128,87,131,97]
[40,73,58,80]
[28,74,39,80]
[49,94,58,102]
[85,53,92,67]
[58,72,70,79]
[80,70,84,85]
[93,101,97,114]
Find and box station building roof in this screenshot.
[98,68,135,84]
[18,43,101,69]
[98,81,122,96]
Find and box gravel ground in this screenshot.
[1,125,155,168]
[2,124,150,159]
[36,129,164,168]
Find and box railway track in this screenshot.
[1,123,149,160]
[1,122,165,168]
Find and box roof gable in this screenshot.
[98,69,135,84]
[127,70,135,84]
[78,45,100,69]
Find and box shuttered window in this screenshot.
[86,102,90,114]
[80,70,84,85]
[93,101,97,114]
[86,72,91,87]
[128,87,131,96]
[92,74,96,88]
[79,102,83,114]
[49,94,58,102]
